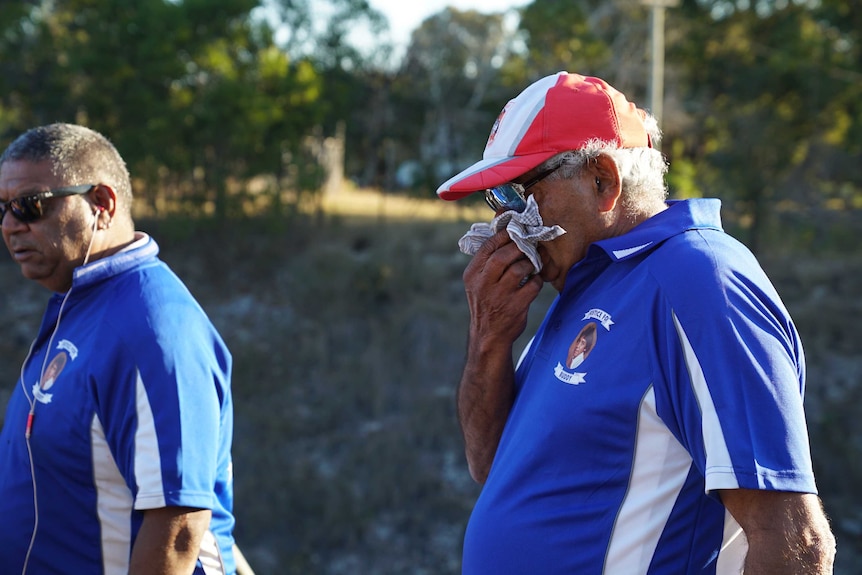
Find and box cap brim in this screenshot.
[436,151,559,201]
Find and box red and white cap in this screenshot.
[436,71,652,200]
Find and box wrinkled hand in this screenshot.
[464,230,544,346]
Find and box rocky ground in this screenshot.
[1,212,860,573]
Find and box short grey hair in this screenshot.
[0,123,133,212]
[534,114,668,217]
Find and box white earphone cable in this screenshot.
[20,212,100,575]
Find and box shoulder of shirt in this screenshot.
[594,198,726,263]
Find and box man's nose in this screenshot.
[1,209,28,232]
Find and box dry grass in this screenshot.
[2,187,861,573]
[319,187,487,222]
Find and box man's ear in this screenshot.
[89,183,117,216]
[592,153,622,213]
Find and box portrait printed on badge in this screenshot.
[40,352,68,391]
[566,322,598,370]
[33,352,68,404]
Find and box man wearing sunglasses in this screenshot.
[437,72,834,574]
[0,123,236,574]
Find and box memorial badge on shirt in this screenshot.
[554,308,614,385]
[32,339,78,404]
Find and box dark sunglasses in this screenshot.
[484,165,561,213]
[0,185,95,224]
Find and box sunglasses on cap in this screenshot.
[483,165,560,213]
[0,185,96,224]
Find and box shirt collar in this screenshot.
[594,198,723,262]
[70,232,159,289]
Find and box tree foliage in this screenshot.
[672,0,862,249]
[516,0,647,87]
[0,0,370,218]
[395,7,520,190]
[1,0,862,571]
[0,0,859,248]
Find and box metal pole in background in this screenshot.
[642,0,679,138]
[234,544,256,575]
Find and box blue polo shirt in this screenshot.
[0,235,235,574]
[462,199,815,574]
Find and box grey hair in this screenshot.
[535,114,668,218]
[0,123,133,213]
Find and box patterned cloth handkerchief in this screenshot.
[458,196,566,273]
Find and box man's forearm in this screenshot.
[721,490,836,575]
[130,507,211,575]
[458,337,516,484]
[743,531,835,574]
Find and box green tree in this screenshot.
[261,0,395,194]
[515,0,650,96]
[673,0,862,251]
[395,7,520,192]
[0,0,326,220]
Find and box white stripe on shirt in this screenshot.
[604,385,691,574]
[672,311,739,491]
[199,530,227,574]
[133,371,166,509]
[91,414,133,575]
[716,508,747,574]
[674,311,747,573]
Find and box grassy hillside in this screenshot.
[1,188,860,573]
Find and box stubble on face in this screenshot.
[532,175,603,293]
[1,160,94,292]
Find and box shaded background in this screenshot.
[1,0,860,572]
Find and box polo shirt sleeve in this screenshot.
[94,276,229,512]
[649,231,817,496]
